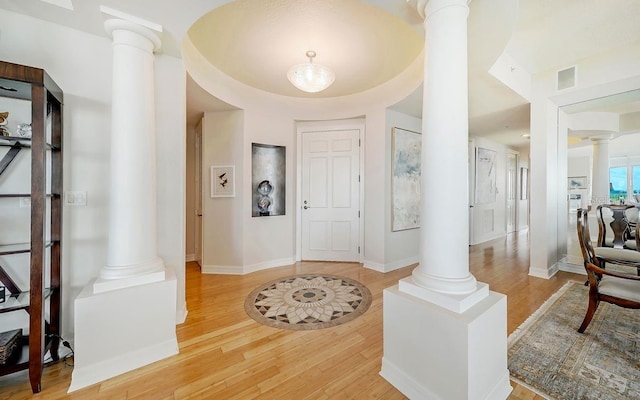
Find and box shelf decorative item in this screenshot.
[16,123,31,138]
[257,180,273,216]
[251,143,286,217]
[0,112,9,136]
[0,329,21,364]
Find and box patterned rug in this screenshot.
[508,281,640,399]
[244,274,372,331]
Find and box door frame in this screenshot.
[195,121,203,266]
[295,118,366,262]
[506,150,520,233]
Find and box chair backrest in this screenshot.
[576,208,596,266]
[627,206,639,224]
[596,204,635,248]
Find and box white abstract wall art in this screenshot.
[391,127,421,231]
[475,147,497,204]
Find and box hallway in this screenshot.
[2,230,580,399]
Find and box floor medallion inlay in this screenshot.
[244,274,372,330]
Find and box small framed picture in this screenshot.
[568,176,587,190]
[211,165,235,198]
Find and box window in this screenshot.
[634,165,640,199]
[609,161,640,203]
[609,166,627,202]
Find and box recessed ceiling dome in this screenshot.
[187,0,424,98]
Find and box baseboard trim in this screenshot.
[201,257,296,275]
[176,301,188,324]
[470,232,507,246]
[380,357,437,399]
[69,339,178,392]
[363,257,418,273]
[528,262,559,279]
[381,358,512,400]
[558,262,585,275]
[186,253,196,262]
[201,264,244,274]
[244,257,295,274]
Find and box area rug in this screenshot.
[507,281,640,399]
[244,274,372,331]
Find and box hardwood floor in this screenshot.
[1,230,580,399]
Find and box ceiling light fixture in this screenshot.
[287,50,335,93]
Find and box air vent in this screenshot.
[557,66,576,91]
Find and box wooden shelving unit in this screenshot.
[0,60,63,393]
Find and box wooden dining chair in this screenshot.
[578,261,640,333]
[576,208,640,274]
[595,204,639,250]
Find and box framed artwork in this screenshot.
[391,127,421,231]
[211,165,235,197]
[568,176,588,190]
[520,167,528,200]
[475,147,497,204]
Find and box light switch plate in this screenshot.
[65,191,87,206]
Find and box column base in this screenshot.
[399,276,489,313]
[95,256,165,293]
[69,266,178,392]
[381,285,512,400]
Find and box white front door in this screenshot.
[301,129,360,261]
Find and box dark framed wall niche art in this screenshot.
[251,143,286,217]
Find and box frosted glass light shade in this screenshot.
[287,60,335,93]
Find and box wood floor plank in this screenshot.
[0,230,580,399]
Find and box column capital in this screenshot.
[105,18,162,53]
[407,0,470,20]
[589,135,613,143]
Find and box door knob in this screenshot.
[303,205,309,209]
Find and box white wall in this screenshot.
[155,55,187,322]
[567,155,591,210]
[381,109,421,272]
[529,41,640,278]
[242,110,296,270]
[0,10,187,338]
[362,110,388,269]
[185,125,196,261]
[201,110,245,272]
[198,106,409,274]
[183,28,424,275]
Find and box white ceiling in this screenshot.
[187,0,424,98]
[1,0,639,149]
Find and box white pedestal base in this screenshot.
[69,267,179,392]
[380,285,512,400]
[399,276,489,313]
[93,269,165,294]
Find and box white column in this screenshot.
[591,138,610,206]
[399,0,487,311]
[381,5,511,399]
[72,17,178,392]
[95,19,165,292]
